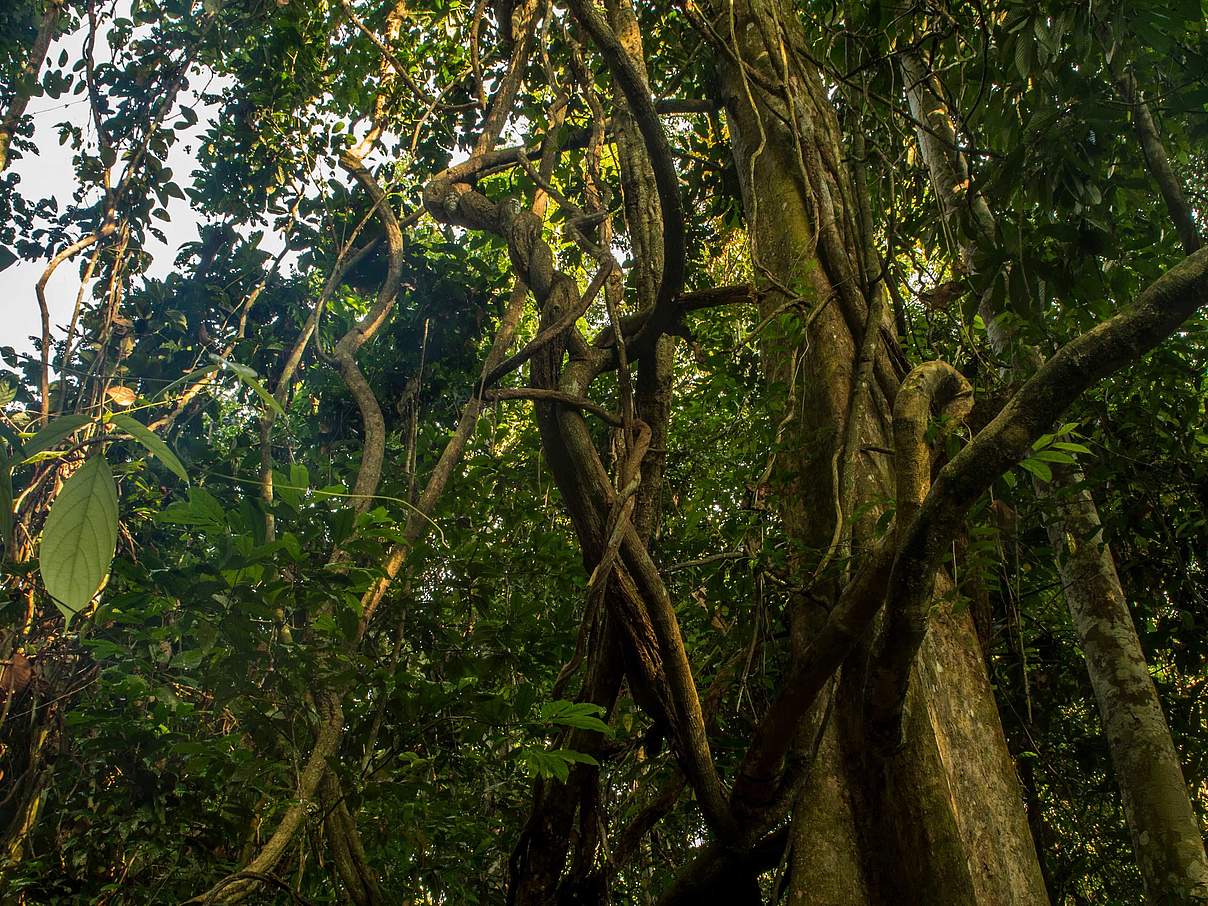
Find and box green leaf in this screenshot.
[539,700,611,734]
[157,487,225,527]
[1014,31,1034,80]
[554,749,600,767]
[39,455,119,624]
[1031,449,1076,465]
[244,374,285,417]
[211,355,285,416]
[0,422,23,458]
[1019,458,1052,483]
[153,364,218,401]
[23,414,91,460]
[289,462,309,491]
[518,747,569,782]
[1052,441,1092,455]
[110,413,189,483]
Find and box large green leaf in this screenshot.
[23,414,91,460]
[110,413,189,483]
[40,455,119,624]
[538,700,611,734]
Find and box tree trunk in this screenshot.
[710,2,1049,901]
[1047,472,1208,902]
[901,50,1208,903]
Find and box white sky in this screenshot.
[1,5,227,362]
[1,4,542,372]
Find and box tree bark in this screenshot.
[901,50,1208,904]
[710,2,1049,901]
[1046,471,1208,902]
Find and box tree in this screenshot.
[0,0,1204,903]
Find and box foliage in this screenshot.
[0,0,1204,903]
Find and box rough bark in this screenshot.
[1046,470,1208,902]
[710,1,1049,902]
[902,50,1208,903]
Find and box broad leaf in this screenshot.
[110,413,189,483]
[1019,457,1053,483]
[154,364,219,401]
[157,487,225,527]
[539,700,611,734]
[210,354,285,416]
[39,455,119,624]
[23,414,91,460]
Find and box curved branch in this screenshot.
[35,228,114,421]
[864,360,972,754]
[482,388,624,426]
[332,152,406,511]
[423,175,735,840]
[733,246,1207,804]
[876,245,1208,752]
[563,0,686,355]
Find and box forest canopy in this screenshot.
[0,0,1206,903]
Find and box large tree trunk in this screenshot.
[710,1,1049,901]
[901,50,1208,904]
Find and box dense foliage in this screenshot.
[0,0,1205,903]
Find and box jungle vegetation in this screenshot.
[0,0,1206,903]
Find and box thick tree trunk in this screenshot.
[784,719,871,905]
[711,2,1048,901]
[901,50,1208,903]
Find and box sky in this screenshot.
[1,3,224,362]
[1,3,537,373]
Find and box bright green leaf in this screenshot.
[23,414,91,460]
[1052,441,1092,455]
[110,413,189,483]
[1019,458,1052,483]
[1031,450,1076,465]
[39,455,119,625]
[211,355,285,416]
[153,364,219,401]
[554,749,600,767]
